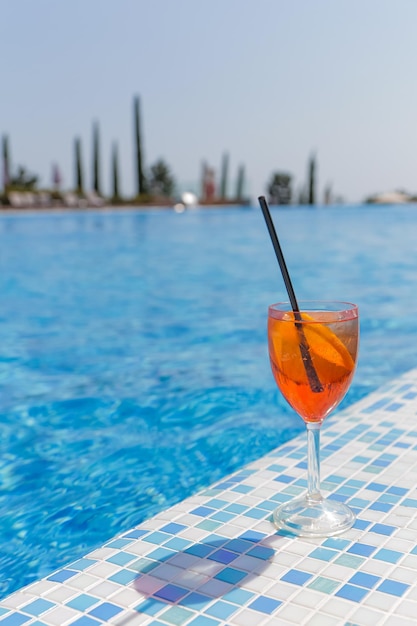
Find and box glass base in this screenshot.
[273,495,356,537]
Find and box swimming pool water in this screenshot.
[1,204,417,597]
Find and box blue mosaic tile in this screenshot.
[142,531,171,544]
[369,502,393,513]
[239,530,266,543]
[207,549,238,564]
[242,507,266,520]
[377,493,402,504]
[362,398,391,413]
[348,573,381,589]
[365,482,387,492]
[214,567,246,584]
[373,549,402,564]
[160,522,187,534]
[210,511,235,523]
[348,498,371,509]
[129,558,159,574]
[191,506,216,517]
[255,500,277,512]
[223,588,255,605]
[249,596,281,614]
[369,523,396,536]
[274,474,295,484]
[123,529,149,539]
[385,402,404,411]
[187,616,220,626]
[347,543,377,557]
[402,498,417,508]
[281,569,312,585]
[224,503,247,514]
[88,602,123,620]
[214,481,235,490]
[309,547,337,562]
[204,534,228,547]
[247,546,274,560]
[352,455,370,464]
[335,584,369,602]
[231,484,253,494]
[106,551,136,566]
[70,617,101,626]
[108,569,137,585]
[377,580,410,597]
[21,599,54,616]
[178,593,212,610]
[164,537,190,551]
[328,493,349,503]
[345,479,366,488]
[268,464,286,472]
[225,538,252,553]
[295,460,308,469]
[136,598,169,616]
[326,474,345,484]
[352,519,372,531]
[46,569,77,583]
[154,584,189,602]
[204,600,237,619]
[0,615,31,625]
[66,595,99,611]
[206,498,228,509]
[185,543,215,558]
[322,538,350,551]
[146,547,175,561]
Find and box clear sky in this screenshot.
[2,0,417,203]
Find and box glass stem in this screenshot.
[307,422,322,502]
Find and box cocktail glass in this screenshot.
[268,300,359,537]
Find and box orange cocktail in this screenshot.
[268,307,358,423]
[268,301,359,537]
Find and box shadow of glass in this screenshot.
[129,527,283,614]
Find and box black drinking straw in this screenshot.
[258,196,323,393]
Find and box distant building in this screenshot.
[366,190,412,204]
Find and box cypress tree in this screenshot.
[220,152,229,199]
[308,154,316,205]
[74,137,84,194]
[112,142,120,200]
[2,136,10,185]
[92,121,101,195]
[133,95,147,195]
[236,164,245,202]
[2,135,10,190]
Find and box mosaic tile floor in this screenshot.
[3,369,417,625]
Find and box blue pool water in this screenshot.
[1,204,417,597]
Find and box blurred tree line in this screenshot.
[1,96,327,207]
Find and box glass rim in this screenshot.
[268,300,358,321]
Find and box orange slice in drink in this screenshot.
[269,312,355,385]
